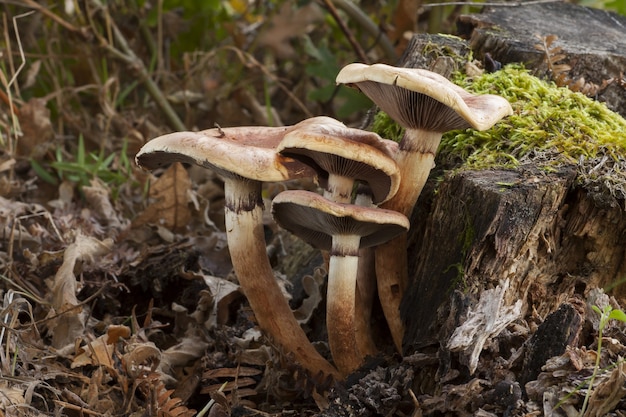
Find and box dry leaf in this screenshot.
[124,342,162,379]
[197,271,241,326]
[293,267,325,324]
[203,367,262,380]
[0,197,44,252]
[49,233,114,348]
[83,179,125,229]
[51,234,113,309]
[585,361,626,417]
[257,2,323,58]
[159,334,209,378]
[133,162,192,232]
[176,269,241,328]
[0,381,26,411]
[71,325,130,369]
[16,98,55,159]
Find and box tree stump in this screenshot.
[397,3,626,362]
[456,1,626,118]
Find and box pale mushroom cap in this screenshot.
[289,116,399,158]
[336,63,513,132]
[271,190,410,252]
[278,117,400,204]
[135,125,316,182]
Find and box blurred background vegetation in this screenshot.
[0,0,624,197]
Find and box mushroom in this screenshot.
[353,188,380,357]
[277,117,401,358]
[135,122,340,379]
[277,116,400,205]
[272,189,410,376]
[336,62,513,352]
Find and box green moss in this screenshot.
[441,64,626,169]
[372,111,404,143]
[370,64,626,201]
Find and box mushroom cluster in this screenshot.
[336,63,513,352]
[135,63,512,381]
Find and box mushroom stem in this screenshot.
[324,172,356,204]
[271,190,409,378]
[327,234,362,375]
[355,247,378,356]
[224,178,339,379]
[353,190,379,357]
[376,128,442,353]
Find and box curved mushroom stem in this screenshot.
[376,129,442,353]
[327,234,362,376]
[224,178,339,379]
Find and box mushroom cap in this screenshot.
[336,63,513,132]
[135,125,316,182]
[278,117,400,204]
[271,190,410,252]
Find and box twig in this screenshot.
[420,0,563,8]
[87,0,186,131]
[6,11,34,96]
[332,0,398,62]
[18,0,85,36]
[321,0,369,64]
[2,10,33,151]
[223,46,314,119]
[52,400,107,417]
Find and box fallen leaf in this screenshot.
[0,196,44,252]
[16,98,55,159]
[49,233,114,348]
[82,179,125,229]
[293,267,325,324]
[124,342,162,379]
[257,2,323,59]
[133,162,192,232]
[0,381,25,410]
[71,325,130,369]
[159,334,209,378]
[194,271,241,326]
[586,361,626,417]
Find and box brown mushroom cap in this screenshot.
[336,63,513,132]
[135,125,316,182]
[271,190,409,253]
[278,117,400,204]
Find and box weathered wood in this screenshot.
[519,301,584,388]
[404,167,573,347]
[402,165,626,348]
[457,1,626,118]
